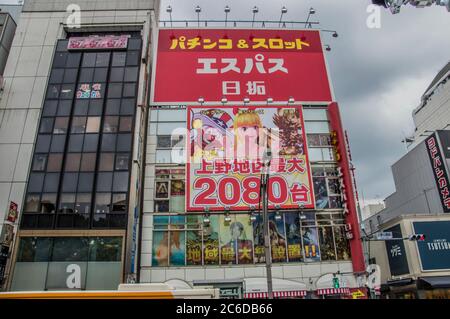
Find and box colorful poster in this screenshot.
[7,201,18,223]
[203,215,220,265]
[284,213,302,262]
[318,226,336,261]
[187,106,314,211]
[302,226,320,262]
[220,215,254,264]
[252,214,265,264]
[268,213,287,263]
[334,226,351,261]
[186,215,203,265]
[152,216,186,266]
[153,29,332,103]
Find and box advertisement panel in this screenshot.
[219,215,254,265]
[384,224,410,276]
[413,221,450,271]
[187,105,314,211]
[153,29,332,103]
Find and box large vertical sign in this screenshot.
[187,105,314,211]
[425,133,450,213]
[152,29,332,103]
[413,221,450,271]
[384,224,410,277]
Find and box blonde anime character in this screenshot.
[233,109,267,160]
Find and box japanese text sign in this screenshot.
[68,35,128,50]
[187,105,314,211]
[153,29,332,103]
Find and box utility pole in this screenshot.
[261,148,273,299]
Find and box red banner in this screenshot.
[153,29,332,103]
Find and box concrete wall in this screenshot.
[23,0,157,12]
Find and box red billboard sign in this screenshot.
[187,105,314,211]
[153,29,332,103]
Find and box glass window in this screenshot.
[123,83,136,97]
[93,68,108,82]
[49,69,64,84]
[107,83,122,98]
[80,153,96,171]
[39,118,54,133]
[43,101,58,116]
[83,134,99,152]
[112,194,126,212]
[50,135,66,153]
[75,193,91,215]
[68,134,84,152]
[99,153,114,171]
[47,154,63,172]
[128,38,142,50]
[120,99,135,115]
[53,117,69,134]
[56,40,69,51]
[103,116,119,132]
[53,52,67,68]
[40,193,57,213]
[52,237,89,261]
[62,173,78,192]
[95,193,111,214]
[71,117,86,133]
[318,227,336,261]
[66,53,81,68]
[57,100,72,116]
[117,134,132,152]
[113,172,129,192]
[119,117,133,132]
[157,109,186,122]
[43,173,60,192]
[157,122,183,135]
[46,85,60,99]
[35,135,51,153]
[106,99,120,115]
[309,148,323,161]
[60,84,75,99]
[110,67,124,82]
[305,121,330,134]
[124,67,138,82]
[101,134,116,152]
[32,154,47,171]
[88,100,103,116]
[79,68,94,82]
[73,100,89,115]
[156,150,172,164]
[154,200,169,212]
[63,68,78,83]
[303,109,328,121]
[97,172,113,191]
[86,117,101,133]
[24,194,40,212]
[96,52,110,67]
[78,172,94,192]
[65,153,81,171]
[28,173,44,193]
[157,136,171,148]
[112,52,126,67]
[58,193,76,213]
[89,237,122,261]
[126,51,139,66]
[82,53,96,67]
[115,153,129,170]
[17,237,52,262]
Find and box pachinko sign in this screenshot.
[153,29,332,103]
[187,105,314,211]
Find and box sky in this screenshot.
[1,0,449,206]
[159,0,450,206]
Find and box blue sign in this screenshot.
[384,224,410,276]
[413,221,450,271]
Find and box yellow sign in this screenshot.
[351,289,365,299]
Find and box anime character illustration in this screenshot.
[233,109,267,160]
[221,221,254,264]
[272,108,304,155]
[153,225,185,266]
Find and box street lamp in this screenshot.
[261,147,273,299]
[243,97,250,104]
[252,6,259,27]
[224,6,231,27]
[195,5,201,27]
[198,97,205,105]
[279,6,288,27]
[305,7,315,28]
[166,5,173,27]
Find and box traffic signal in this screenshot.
[332,276,340,289]
[409,234,426,241]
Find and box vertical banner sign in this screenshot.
[425,133,450,213]
[187,105,314,211]
[384,224,410,276]
[7,201,18,223]
[153,29,332,103]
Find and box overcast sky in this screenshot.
[159,0,450,206]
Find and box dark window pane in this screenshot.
[24,194,40,212]
[17,237,52,262]
[113,172,129,192]
[58,193,76,213]
[66,53,81,68]
[32,154,47,171]
[157,135,171,148]
[39,118,54,133]
[124,67,138,82]
[80,153,96,171]
[103,116,119,132]
[110,67,124,82]
[112,52,126,67]
[47,153,63,172]
[75,193,91,215]
[83,134,99,152]
[78,172,94,192]
[86,117,101,133]
[106,99,120,115]
[108,83,122,98]
[89,237,122,261]
[71,116,86,133]
[40,194,57,214]
[128,38,142,50]
[50,134,66,153]
[53,52,67,68]
[62,173,78,192]
[97,172,113,191]
[63,68,78,83]
[117,133,132,152]
[73,100,89,115]
[118,117,132,132]
[68,134,84,152]
[126,51,139,66]
[49,69,64,84]
[60,84,75,99]
[65,153,81,171]
[43,172,60,192]
[93,67,108,82]
[101,134,116,151]
[28,173,45,193]
[120,98,135,115]
[53,117,69,134]
[109,214,126,228]
[123,83,136,97]
[57,100,72,116]
[36,135,51,153]
[90,82,104,99]
[115,153,129,170]
[99,153,114,171]
[96,52,110,67]
[112,194,127,212]
[79,68,94,82]
[82,52,96,67]
[88,99,103,116]
[95,193,111,214]
[56,40,69,52]
[43,101,58,116]
[52,237,89,261]
[46,85,60,99]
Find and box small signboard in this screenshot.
[376,232,393,240]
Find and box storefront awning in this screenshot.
[418,276,450,289]
[245,290,307,298]
[316,288,351,296]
